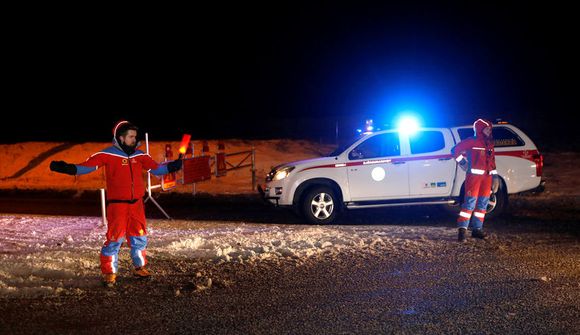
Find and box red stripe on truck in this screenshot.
[299,150,541,174]
[299,154,453,172]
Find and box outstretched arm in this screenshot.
[50,153,104,176]
[49,161,77,175]
[142,154,183,176]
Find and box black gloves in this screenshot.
[50,161,77,175]
[167,154,183,173]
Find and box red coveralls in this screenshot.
[77,145,165,274]
[452,119,497,230]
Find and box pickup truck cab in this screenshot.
[259,122,544,224]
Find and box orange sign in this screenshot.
[162,170,177,190]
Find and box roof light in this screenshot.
[397,116,419,135]
[365,119,374,132]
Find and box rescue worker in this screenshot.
[451,118,497,242]
[49,120,183,286]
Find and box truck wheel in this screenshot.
[301,186,339,225]
[444,178,508,219]
[485,181,508,219]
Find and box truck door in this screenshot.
[406,129,455,197]
[347,131,410,200]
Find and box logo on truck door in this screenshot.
[422,181,447,188]
[371,167,386,181]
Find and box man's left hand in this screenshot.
[167,157,182,173]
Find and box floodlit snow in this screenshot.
[0,214,450,297]
[1,141,578,300]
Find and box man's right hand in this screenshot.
[50,161,77,175]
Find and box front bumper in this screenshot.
[257,184,280,206]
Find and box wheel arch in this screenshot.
[293,178,344,209]
[455,175,509,218]
[458,174,508,200]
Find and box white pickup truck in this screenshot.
[259,122,545,224]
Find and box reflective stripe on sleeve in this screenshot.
[470,169,485,175]
[472,147,486,150]
[489,170,498,175]
[455,154,465,162]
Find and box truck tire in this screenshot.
[485,180,508,219]
[444,178,508,220]
[301,186,339,225]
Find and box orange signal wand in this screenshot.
[179,134,191,154]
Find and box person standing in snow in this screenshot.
[49,120,182,287]
[451,118,497,242]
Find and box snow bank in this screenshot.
[0,214,451,297]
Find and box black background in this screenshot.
[4,3,578,149]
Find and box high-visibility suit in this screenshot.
[69,122,172,276]
[76,144,168,274]
[49,121,182,281]
[451,119,497,230]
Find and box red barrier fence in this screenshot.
[183,157,212,183]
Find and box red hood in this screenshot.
[473,119,492,138]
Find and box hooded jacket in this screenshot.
[452,119,497,175]
[73,122,169,201]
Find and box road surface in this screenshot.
[0,191,579,334]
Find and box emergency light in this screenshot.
[397,116,419,135]
[357,119,376,135]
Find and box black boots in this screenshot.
[458,228,487,242]
[471,228,487,239]
[458,228,467,242]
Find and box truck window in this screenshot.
[492,127,525,147]
[457,127,525,147]
[409,131,445,154]
[349,132,400,160]
[457,128,474,140]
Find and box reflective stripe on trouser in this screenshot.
[457,174,492,229]
[100,239,124,274]
[128,236,148,268]
[100,200,148,274]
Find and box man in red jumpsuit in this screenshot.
[50,121,182,286]
[451,118,497,242]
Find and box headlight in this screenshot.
[272,166,295,181]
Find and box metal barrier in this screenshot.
[117,136,257,221]
[214,148,256,190]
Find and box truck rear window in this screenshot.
[457,127,525,147]
[409,131,445,154]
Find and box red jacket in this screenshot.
[76,145,167,201]
[452,119,497,175]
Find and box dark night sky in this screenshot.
[4,3,579,148]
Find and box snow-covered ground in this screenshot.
[1,142,578,301]
[0,214,451,297]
